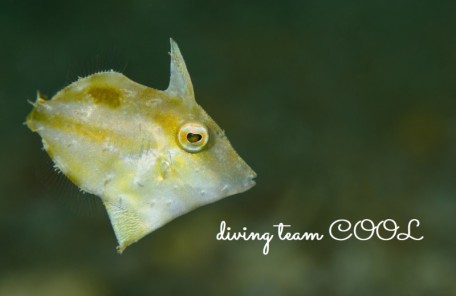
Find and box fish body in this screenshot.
[26,39,256,252]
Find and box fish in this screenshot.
[26,39,256,253]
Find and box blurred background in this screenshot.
[1,0,455,295]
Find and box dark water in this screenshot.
[1,0,455,295]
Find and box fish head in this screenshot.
[158,100,257,204]
[153,39,256,204]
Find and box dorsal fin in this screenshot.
[165,38,195,102]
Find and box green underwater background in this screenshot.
[1,0,455,295]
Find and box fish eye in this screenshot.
[177,122,209,153]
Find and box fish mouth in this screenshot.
[217,168,256,197]
[244,172,257,189]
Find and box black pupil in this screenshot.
[187,133,202,143]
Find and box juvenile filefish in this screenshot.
[26,39,256,253]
